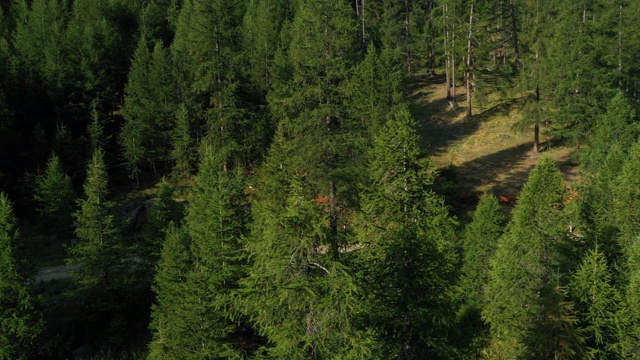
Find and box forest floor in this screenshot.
[409,74,580,209]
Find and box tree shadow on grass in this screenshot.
[410,76,524,159]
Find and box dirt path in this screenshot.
[37,264,79,282]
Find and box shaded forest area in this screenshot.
[2,0,640,359]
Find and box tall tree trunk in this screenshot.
[510,0,520,67]
[533,85,540,153]
[443,3,451,99]
[465,0,475,120]
[404,0,412,73]
[329,179,338,255]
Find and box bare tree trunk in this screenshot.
[465,0,475,120]
[510,0,520,67]
[405,0,412,73]
[329,179,338,255]
[533,85,540,153]
[443,3,451,99]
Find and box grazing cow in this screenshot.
[498,195,517,205]
[315,197,330,205]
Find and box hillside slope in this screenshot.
[411,75,579,201]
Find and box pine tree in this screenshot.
[120,38,178,179]
[461,194,506,309]
[619,236,640,357]
[0,193,41,359]
[152,145,246,358]
[545,0,617,144]
[147,224,193,359]
[570,246,622,358]
[120,37,152,181]
[483,157,581,358]
[170,0,245,167]
[514,0,557,153]
[346,44,405,139]
[268,0,362,247]
[33,152,75,233]
[69,148,122,290]
[612,139,640,249]
[170,103,194,180]
[140,178,182,276]
[242,176,371,358]
[356,107,458,358]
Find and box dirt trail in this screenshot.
[37,264,79,282]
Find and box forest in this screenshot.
[2,0,640,359]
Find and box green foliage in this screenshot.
[484,157,577,358]
[619,236,640,357]
[612,139,640,249]
[582,91,638,174]
[170,103,194,180]
[33,152,75,233]
[346,44,405,138]
[243,177,371,358]
[0,193,41,359]
[570,246,623,358]
[69,148,122,290]
[149,146,247,358]
[147,224,192,359]
[141,178,182,273]
[120,38,178,179]
[356,108,458,358]
[461,194,506,309]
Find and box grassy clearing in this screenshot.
[410,74,579,199]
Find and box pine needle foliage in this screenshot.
[356,107,459,359]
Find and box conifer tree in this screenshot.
[570,246,622,358]
[483,157,582,358]
[620,236,640,357]
[170,103,194,180]
[121,38,178,180]
[612,139,640,249]
[241,0,295,95]
[461,194,505,309]
[0,193,41,359]
[140,178,182,276]
[346,44,405,138]
[268,0,362,246]
[152,145,246,358]
[33,152,75,233]
[356,107,458,358]
[147,224,193,359]
[69,148,122,290]
[243,176,371,358]
[546,0,617,144]
[170,0,245,167]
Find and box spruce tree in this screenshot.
[570,246,622,358]
[170,103,194,180]
[140,178,182,279]
[620,236,640,357]
[242,176,371,359]
[69,148,122,290]
[147,224,193,359]
[356,107,458,358]
[461,194,505,309]
[268,0,362,248]
[0,193,40,359]
[612,139,640,249]
[121,38,178,180]
[170,0,245,167]
[483,157,584,358]
[151,145,246,358]
[33,152,75,233]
